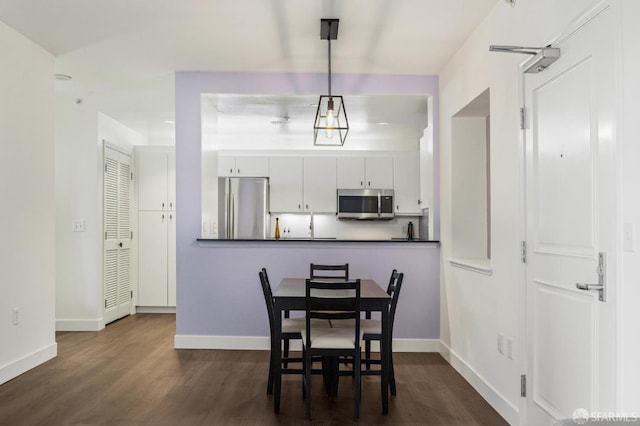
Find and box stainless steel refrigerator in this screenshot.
[218,177,270,239]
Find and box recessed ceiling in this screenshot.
[0,0,499,144]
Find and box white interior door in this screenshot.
[104,145,133,324]
[524,4,618,424]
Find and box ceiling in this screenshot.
[0,0,499,145]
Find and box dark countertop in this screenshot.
[196,237,440,244]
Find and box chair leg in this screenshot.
[354,349,361,420]
[389,349,397,396]
[304,348,311,420]
[267,344,275,394]
[365,340,372,370]
[283,339,290,368]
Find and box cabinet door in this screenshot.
[167,150,176,211]
[218,156,236,177]
[393,157,421,214]
[303,157,337,212]
[138,211,168,306]
[365,157,393,189]
[137,151,168,210]
[167,212,176,306]
[269,157,303,212]
[336,157,365,189]
[236,156,269,177]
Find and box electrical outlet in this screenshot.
[507,337,513,359]
[497,333,504,355]
[623,222,634,252]
[12,308,20,325]
[72,220,85,232]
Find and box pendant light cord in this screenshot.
[327,21,332,97]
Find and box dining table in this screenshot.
[272,277,392,414]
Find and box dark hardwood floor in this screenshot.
[0,314,507,425]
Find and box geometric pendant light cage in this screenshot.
[314,18,349,146]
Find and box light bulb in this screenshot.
[325,98,335,138]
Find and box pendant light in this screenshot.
[314,18,349,146]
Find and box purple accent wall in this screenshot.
[175,71,440,339]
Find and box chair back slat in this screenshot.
[388,271,404,329]
[305,278,361,343]
[258,269,275,331]
[309,263,349,280]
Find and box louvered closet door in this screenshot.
[104,146,133,325]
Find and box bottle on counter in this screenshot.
[275,217,281,240]
[407,221,414,240]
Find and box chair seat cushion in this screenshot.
[282,318,330,333]
[331,318,381,335]
[301,326,363,349]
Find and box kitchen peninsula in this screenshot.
[180,237,440,352]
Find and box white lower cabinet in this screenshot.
[138,211,176,307]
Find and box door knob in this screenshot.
[576,252,607,302]
[118,242,123,248]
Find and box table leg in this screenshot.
[273,301,282,413]
[381,304,390,414]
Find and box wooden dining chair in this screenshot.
[309,263,349,280]
[301,278,362,420]
[361,270,404,396]
[258,268,330,395]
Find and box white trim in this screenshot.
[56,318,105,331]
[0,343,57,386]
[175,335,271,350]
[136,306,176,314]
[449,258,493,275]
[439,341,518,425]
[174,335,440,352]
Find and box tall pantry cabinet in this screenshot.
[135,147,176,308]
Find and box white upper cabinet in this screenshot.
[269,157,303,212]
[218,155,269,177]
[303,157,337,212]
[137,148,175,211]
[393,156,422,214]
[365,157,393,188]
[336,157,393,189]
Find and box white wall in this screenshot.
[619,0,640,412]
[0,21,57,384]
[55,91,146,331]
[439,0,640,421]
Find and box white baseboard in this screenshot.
[174,335,440,352]
[439,341,518,425]
[0,342,57,386]
[136,306,176,314]
[56,318,105,331]
[175,335,271,350]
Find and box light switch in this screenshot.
[72,220,85,232]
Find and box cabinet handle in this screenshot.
[418,199,422,205]
[162,202,165,209]
[298,204,301,210]
[237,169,240,174]
[368,181,371,187]
[170,202,173,209]
[360,181,363,186]
[229,168,233,173]
[162,214,165,223]
[306,204,309,210]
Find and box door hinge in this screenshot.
[520,107,526,130]
[131,171,134,180]
[130,290,133,299]
[131,231,133,240]
[104,163,108,173]
[105,231,108,240]
[104,299,107,309]
[521,374,527,397]
[521,241,527,263]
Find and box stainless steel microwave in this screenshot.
[337,188,395,220]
